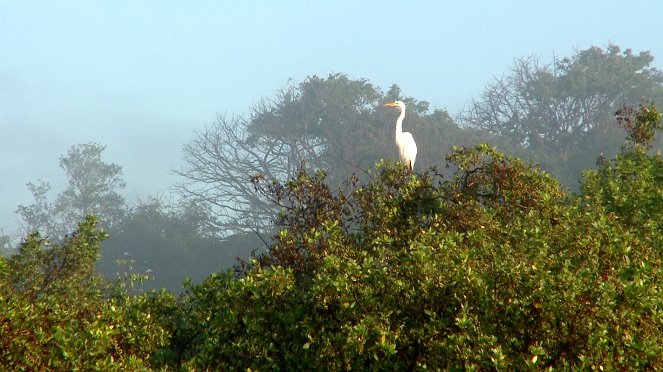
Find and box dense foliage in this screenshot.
[169,120,660,369]
[0,216,167,370]
[3,104,660,370]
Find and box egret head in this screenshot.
[383,100,405,111]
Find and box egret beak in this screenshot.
[383,102,397,107]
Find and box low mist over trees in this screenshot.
[2,44,663,369]
[10,144,252,291]
[97,198,256,292]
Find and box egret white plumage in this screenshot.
[384,100,417,170]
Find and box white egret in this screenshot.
[384,101,417,170]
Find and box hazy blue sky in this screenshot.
[2,1,662,233]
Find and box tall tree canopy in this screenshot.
[461,45,663,186]
[176,74,469,238]
[16,143,126,238]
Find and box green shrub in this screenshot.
[168,117,661,369]
[0,216,167,370]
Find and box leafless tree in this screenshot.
[175,105,326,240]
